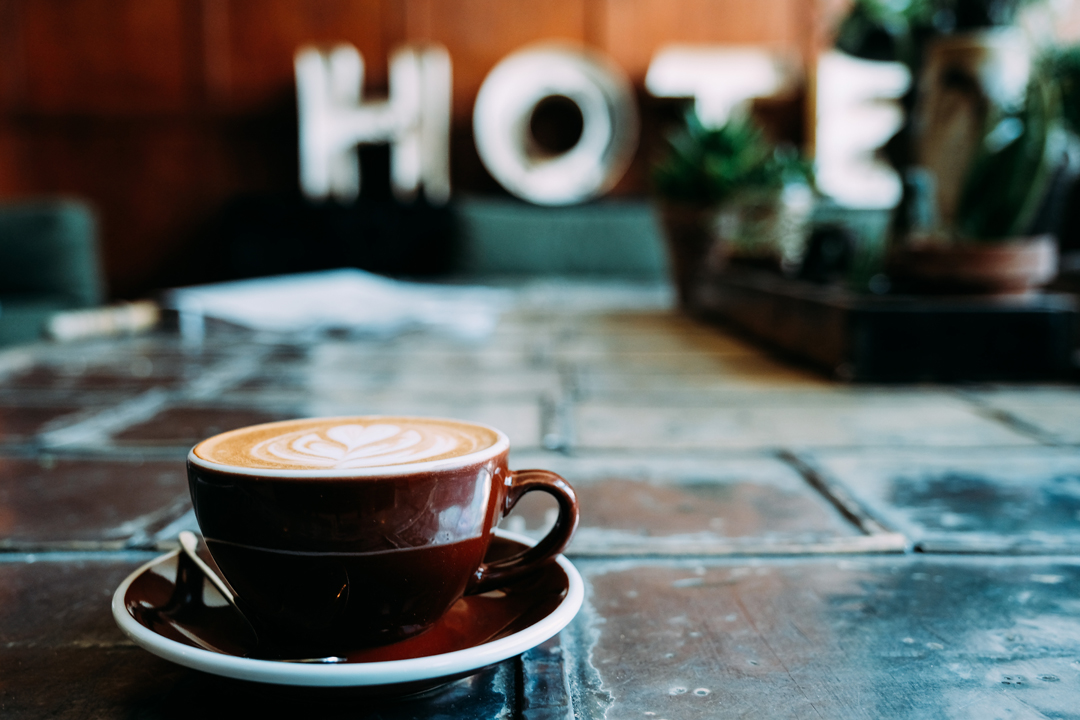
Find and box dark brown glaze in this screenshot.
[188,454,507,553]
[206,536,490,651]
[188,447,578,654]
[124,536,569,664]
[187,453,512,653]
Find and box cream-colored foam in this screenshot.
[193,417,499,471]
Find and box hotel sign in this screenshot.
[296,42,908,210]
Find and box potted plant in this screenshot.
[652,112,813,307]
[836,0,1080,293]
[892,35,1080,292]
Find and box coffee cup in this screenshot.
[186,416,578,656]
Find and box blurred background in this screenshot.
[4,0,1080,377]
[0,0,828,298]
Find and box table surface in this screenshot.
[3,280,1080,719]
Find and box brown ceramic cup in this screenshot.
[186,416,578,656]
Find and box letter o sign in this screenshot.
[473,44,639,206]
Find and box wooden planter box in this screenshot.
[694,268,1079,382]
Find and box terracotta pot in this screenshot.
[890,236,1057,294]
[657,203,724,308]
[657,191,812,308]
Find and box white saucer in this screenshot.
[112,530,583,689]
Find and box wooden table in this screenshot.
[3,280,1080,718]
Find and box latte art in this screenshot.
[193,417,500,471]
[254,424,458,468]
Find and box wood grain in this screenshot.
[403,0,587,118]
[14,0,193,114]
[574,556,1080,718]
[210,0,387,109]
[600,0,804,82]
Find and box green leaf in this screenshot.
[955,73,1057,239]
[652,112,812,205]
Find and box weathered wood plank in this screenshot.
[807,448,1080,554]
[570,556,1080,719]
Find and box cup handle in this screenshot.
[467,469,579,594]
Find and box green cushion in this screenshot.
[0,199,102,306]
[0,294,74,346]
[455,197,668,278]
[0,199,103,347]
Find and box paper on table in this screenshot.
[166,269,512,341]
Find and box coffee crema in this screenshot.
[193,417,500,471]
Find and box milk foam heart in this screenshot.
[193,417,499,470]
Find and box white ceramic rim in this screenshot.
[111,530,583,687]
[186,415,511,478]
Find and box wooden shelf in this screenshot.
[695,268,1079,382]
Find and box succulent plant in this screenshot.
[954,69,1063,239]
[836,0,1044,65]
[652,112,812,206]
[835,0,1079,242]
[1046,45,1080,135]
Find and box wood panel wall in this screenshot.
[0,0,819,297]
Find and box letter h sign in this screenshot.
[295,44,452,204]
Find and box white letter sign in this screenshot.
[296,44,451,204]
[645,46,794,128]
[815,50,910,209]
[472,44,639,206]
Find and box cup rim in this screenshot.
[187,415,511,478]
